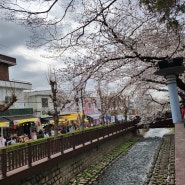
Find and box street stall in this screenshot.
[60,113,88,124]
[44,113,89,133]
[86,113,101,126]
[59,113,88,130]
[40,115,54,131]
[0,117,10,137]
[50,118,66,125]
[40,115,53,125]
[3,115,40,138]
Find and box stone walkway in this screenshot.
[144,133,175,185]
[175,123,185,185]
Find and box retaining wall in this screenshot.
[4,131,136,185]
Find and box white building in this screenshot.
[0,54,32,108]
[24,90,54,117]
[0,54,34,136]
[24,90,82,117]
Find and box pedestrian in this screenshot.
[50,128,55,136]
[17,136,24,143]
[181,104,185,126]
[6,137,12,146]
[181,104,185,119]
[44,132,49,138]
[23,134,30,142]
[11,137,17,145]
[0,135,6,147]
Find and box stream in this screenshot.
[92,128,172,185]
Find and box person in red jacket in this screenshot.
[181,104,185,121]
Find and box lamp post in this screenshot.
[75,96,83,130]
[154,57,185,123]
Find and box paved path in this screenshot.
[175,123,185,185]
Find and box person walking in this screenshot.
[180,104,185,127]
[44,132,49,138]
[0,135,6,147]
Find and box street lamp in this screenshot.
[154,57,185,123]
[75,96,82,130]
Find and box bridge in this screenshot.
[0,119,183,185]
[137,118,174,129]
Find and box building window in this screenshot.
[88,103,92,109]
[42,98,48,108]
[42,110,47,115]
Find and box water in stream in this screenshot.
[93,128,172,185]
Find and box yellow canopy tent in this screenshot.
[50,119,66,125]
[61,113,88,121]
[49,113,88,125]
[0,118,9,128]
[0,121,9,128]
[0,118,10,137]
[14,118,39,125]
[61,114,78,121]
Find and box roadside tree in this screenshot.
[1,0,185,119]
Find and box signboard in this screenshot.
[111,116,115,123]
[117,114,123,121]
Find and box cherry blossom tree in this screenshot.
[1,0,185,120]
[0,93,17,112]
[139,0,185,29]
[48,68,72,136]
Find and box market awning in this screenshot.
[14,118,39,125]
[0,118,9,127]
[4,115,39,125]
[60,113,80,121]
[40,115,53,119]
[50,119,66,125]
[60,113,89,123]
[86,113,101,119]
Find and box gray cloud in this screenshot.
[0,21,30,49]
[9,55,50,90]
[0,20,50,90]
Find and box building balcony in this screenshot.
[0,80,32,90]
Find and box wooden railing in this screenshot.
[0,121,137,179]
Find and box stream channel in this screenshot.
[92,128,172,185]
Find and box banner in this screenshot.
[111,116,115,123]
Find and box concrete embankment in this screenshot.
[70,129,175,185]
[144,133,175,185]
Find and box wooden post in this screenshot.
[47,138,51,159]
[72,133,75,150]
[82,131,85,146]
[60,136,64,155]
[1,148,7,178]
[27,143,32,168]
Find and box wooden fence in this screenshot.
[0,121,137,179]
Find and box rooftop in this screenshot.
[0,54,16,66]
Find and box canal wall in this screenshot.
[3,131,136,185]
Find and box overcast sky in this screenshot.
[0,20,62,90]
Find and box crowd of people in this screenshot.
[0,122,86,148]
[0,134,29,147]
[0,115,135,148]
